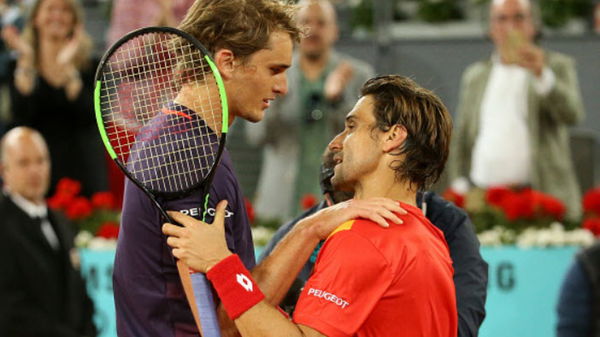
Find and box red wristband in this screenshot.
[206,254,265,319]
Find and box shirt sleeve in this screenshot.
[293,230,393,337]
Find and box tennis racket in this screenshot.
[94,26,228,337]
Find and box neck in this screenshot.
[39,37,64,60]
[6,188,45,206]
[300,49,331,79]
[174,81,223,133]
[353,169,417,207]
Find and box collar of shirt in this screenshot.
[5,189,48,219]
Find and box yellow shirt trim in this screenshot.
[326,220,355,240]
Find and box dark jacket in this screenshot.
[557,241,600,337]
[0,193,96,337]
[260,191,488,337]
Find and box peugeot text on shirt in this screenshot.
[307,288,350,309]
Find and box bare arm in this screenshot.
[164,198,404,337]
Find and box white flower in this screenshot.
[74,231,93,248]
[252,226,275,247]
[87,237,118,250]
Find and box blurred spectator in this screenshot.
[0,126,96,337]
[556,241,600,337]
[448,0,585,220]
[0,0,24,135]
[246,0,374,221]
[106,0,194,46]
[1,0,107,196]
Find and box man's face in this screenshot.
[227,31,293,123]
[489,0,536,49]
[1,135,51,204]
[298,1,338,59]
[328,95,381,192]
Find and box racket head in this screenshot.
[94,26,228,200]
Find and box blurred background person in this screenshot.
[246,0,374,221]
[0,0,24,136]
[556,240,600,337]
[1,0,107,196]
[448,0,585,220]
[105,0,194,47]
[0,126,96,337]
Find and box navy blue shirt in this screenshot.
[113,104,255,336]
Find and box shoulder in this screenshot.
[544,50,576,70]
[461,59,491,83]
[336,52,374,76]
[422,192,469,235]
[320,220,392,269]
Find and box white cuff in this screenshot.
[533,67,555,96]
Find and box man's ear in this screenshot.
[382,124,408,153]
[213,49,236,80]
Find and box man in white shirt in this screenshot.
[0,127,96,336]
[449,0,585,219]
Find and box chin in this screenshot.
[244,110,264,123]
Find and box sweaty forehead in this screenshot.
[346,96,375,123]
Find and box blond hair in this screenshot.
[178,0,301,61]
[22,0,93,71]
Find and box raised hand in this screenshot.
[306,197,407,240]
[516,44,545,78]
[324,61,354,102]
[1,25,33,60]
[57,25,84,67]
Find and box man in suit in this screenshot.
[0,127,96,336]
[246,0,374,220]
[448,0,585,220]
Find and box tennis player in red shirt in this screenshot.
[163,75,457,337]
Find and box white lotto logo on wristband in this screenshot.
[236,273,253,292]
[307,288,350,309]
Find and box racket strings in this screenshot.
[99,31,223,194]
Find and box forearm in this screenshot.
[540,62,584,125]
[234,301,314,337]
[14,59,35,96]
[252,217,321,305]
[63,67,82,101]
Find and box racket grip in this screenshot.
[190,272,222,337]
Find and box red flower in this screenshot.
[91,192,116,210]
[55,177,81,197]
[485,186,512,207]
[244,198,255,224]
[47,192,75,210]
[583,217,600,237]
[301,193,318,210]
[96,221,120,239]
[540,195,566,221]
[583,187,600,216]
[499,189,535,221]
[65,197,93,220]
[442,188,464,208]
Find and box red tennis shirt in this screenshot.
[293,202,457,337]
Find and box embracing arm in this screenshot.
[164,198,404,337]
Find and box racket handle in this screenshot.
[190,272,222,337]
